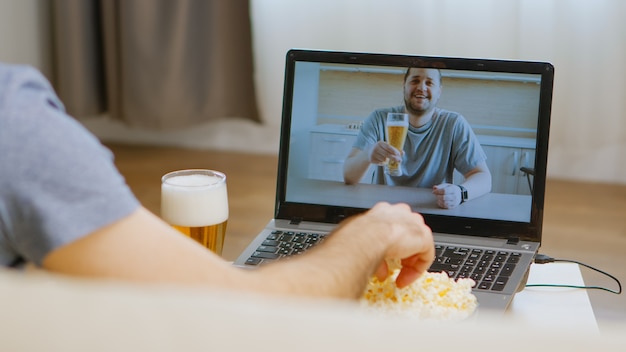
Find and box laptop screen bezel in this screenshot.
[274,49,554,242]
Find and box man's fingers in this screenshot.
[371,142,402,164]
[395,267,420,289]
[375,261,389,281]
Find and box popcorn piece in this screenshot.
[361,270,478,321]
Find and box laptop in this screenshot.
[234,49,554,312]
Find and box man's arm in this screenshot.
[432,162,492,209]
[43,203,434,299]
[42,207,242,286]
[460,161,492,199]
[344,148,371,184]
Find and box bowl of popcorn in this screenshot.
[361,269,478,321]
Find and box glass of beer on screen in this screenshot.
[385,112,409,176]
[161,169,228,256]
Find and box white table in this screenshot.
[507,263,598,332]
[229,260,598,331]
[287,177,532,222]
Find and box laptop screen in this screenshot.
[276,50,553,242]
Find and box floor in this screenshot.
[106,143,626,331]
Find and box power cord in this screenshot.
[526,254,622,294]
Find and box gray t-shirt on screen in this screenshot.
[353,106,487,187]
[0,63,140,267]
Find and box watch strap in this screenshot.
[457,184,468,203]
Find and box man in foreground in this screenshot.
[0,63,434,300]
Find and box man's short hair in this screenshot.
[403,67,442,84]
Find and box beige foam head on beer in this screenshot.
[161,172,228,227]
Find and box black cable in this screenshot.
[526,254,622,294]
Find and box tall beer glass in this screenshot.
[161,169,228,255]
[385,112,409,176]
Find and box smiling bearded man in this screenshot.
[343,67,492,209]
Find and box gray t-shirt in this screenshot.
[353,106,487,187]
[0,64,140,267]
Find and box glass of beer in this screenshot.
[161,169,228,256]
[385,112,409,176]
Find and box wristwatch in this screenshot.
[457,184,468,204]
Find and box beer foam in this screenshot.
[165,174,222,187]
[386,120,409,127]
[161,174,228,227]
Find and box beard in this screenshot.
[404,96,436,116]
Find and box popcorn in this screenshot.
[360,269,478,321]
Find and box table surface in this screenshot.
[508,262,598,332]
[287,177,532,222]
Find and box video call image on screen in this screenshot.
[285,61,542,223]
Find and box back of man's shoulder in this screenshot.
[0,63,45,88]
[0,63,64,118]
[0,63,49,108]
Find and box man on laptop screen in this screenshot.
[343,66,492,210]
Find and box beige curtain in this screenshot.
[51,0,260,129]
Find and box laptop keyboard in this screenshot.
[244,231,520,292]
[244,230,329,266]
[429,245,521,291]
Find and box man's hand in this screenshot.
[432,183,462,209]
[356,203,434,288]
[368,141,403,166]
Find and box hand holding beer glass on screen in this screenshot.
[384,112,409,176]
[161,169,228,256]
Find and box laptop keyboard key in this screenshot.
[500,263,515,276]
[477,282,492,290]
[278,234,293,242]
[267,231,281,240]
[278,248,292,255]
[251,251,280,260]
[470,273,483,281]
[445,257,464,265]
[507,253,521,263]
[492,277,509,291]
[256,245,278,253]
[262,239,279,246]
[245,257,262,265]
[292,236,306,243]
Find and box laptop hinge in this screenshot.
[507,237,520,245]
[290,217,303,225]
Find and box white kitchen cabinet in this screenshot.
[453,136,535,196]
[482,145,535,195]
[309,130,355,181]
[308,124,374,183]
